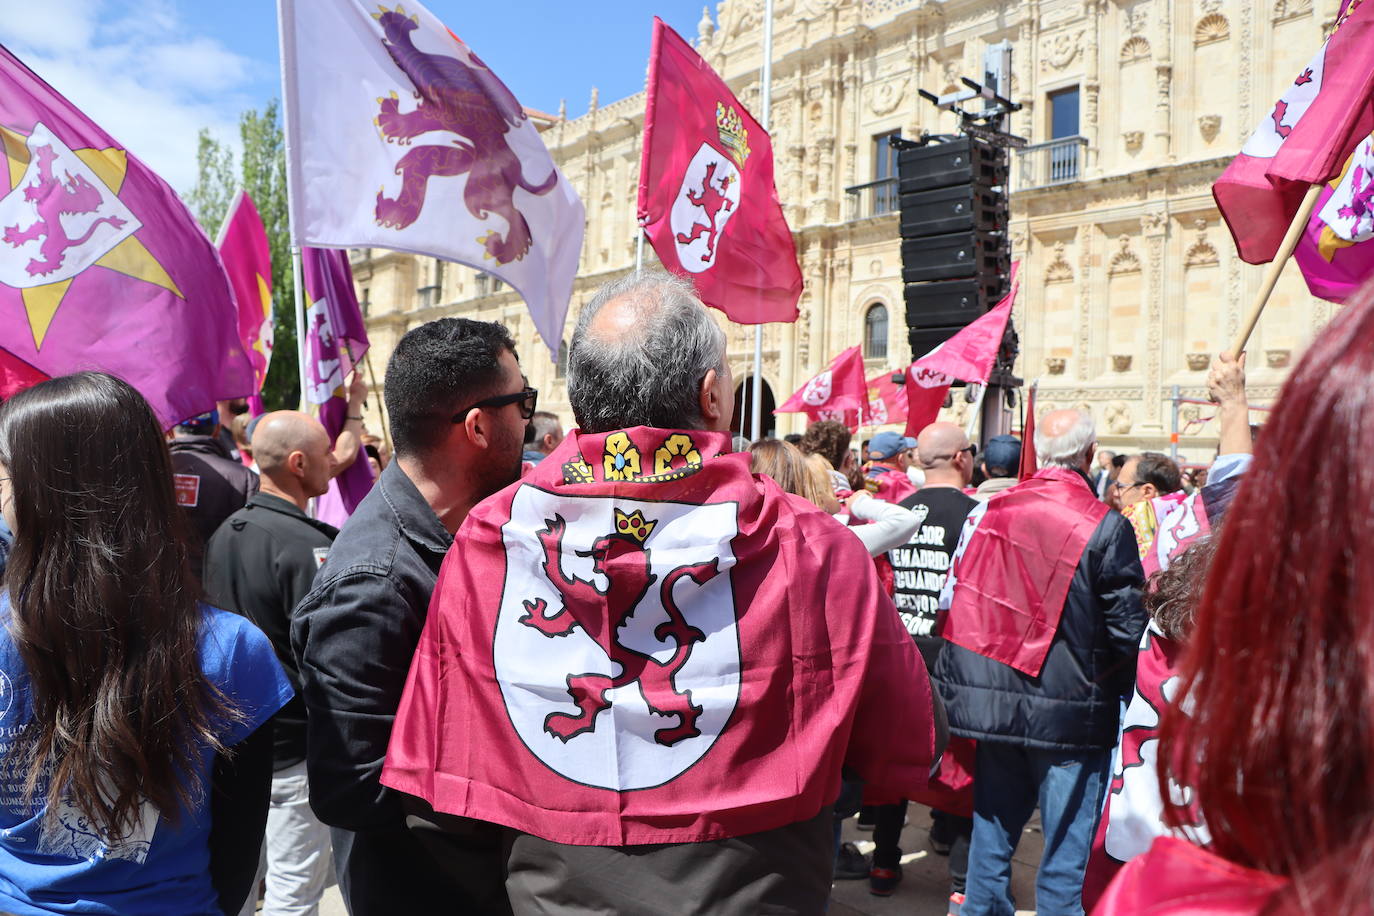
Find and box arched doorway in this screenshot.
[731,376,776,441]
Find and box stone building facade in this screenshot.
[354,0,1339,460]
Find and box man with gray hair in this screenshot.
[522,411,565,465]
[382,270,945,914]
[933,409,1146,916]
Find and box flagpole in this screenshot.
[1229,182,1322,358]
[277,0,310,413]
[292,247,308,412]
[750,0,775,442]
[964,383,986,441]
[635,224,645,274]
[364,350,392,456]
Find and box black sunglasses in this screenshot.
[451,386,538,423]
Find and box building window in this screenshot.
[555,340,569,379]
[417,284,438,309]
[1047,86,1082,181]
[492,276,505,293]
[864,303,888,359]
[475,272,490,297]
[873,130,901,215]
[360,287,371,316]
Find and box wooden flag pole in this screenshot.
[1229,182,1323,358]
[364,350,392,456]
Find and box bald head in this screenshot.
[1034,408,1096,471]
[253,411,329,475]
[915,421,974,487]
[916,423,969,470]
[568,270,729,433]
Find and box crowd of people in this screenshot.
[0,267,1367,916]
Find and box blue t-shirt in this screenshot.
[0,597,292,915]
[0,519,11,579]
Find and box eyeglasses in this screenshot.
[927,444,976,463]
[1114,480,1142,492]
[451,386,539,423]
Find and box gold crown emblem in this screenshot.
[613,508,658,544]
[715,102,751,169]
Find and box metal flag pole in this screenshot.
[276,0,310,413]
[635,224,645,274]
[292,248,308,412]
[750,0,775,442]
[964,384,986,441]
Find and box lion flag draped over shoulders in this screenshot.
[382,427,936,845]
[278,0,585,357]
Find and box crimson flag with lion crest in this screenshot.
[639,19,802,325]
[279,0,585,358]
[382,426,936,844]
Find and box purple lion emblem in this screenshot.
[372,6,557,264]
[3,144,127,277]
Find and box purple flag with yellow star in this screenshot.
[0,46,253,426]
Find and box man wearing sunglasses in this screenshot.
[292,318,531,915]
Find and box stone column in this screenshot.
[1141,210,1169,429]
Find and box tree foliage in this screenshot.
[188,100,299,410]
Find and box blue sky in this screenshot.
[0,0,709,191]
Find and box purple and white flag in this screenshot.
[280,0,585,357]
[0,46,253,426]
[302,246,373,522]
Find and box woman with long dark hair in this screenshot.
[1093,281,1374,913]
[0,372,291,915]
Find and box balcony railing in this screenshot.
[844,177,900,221]
[1015,136,1089,189]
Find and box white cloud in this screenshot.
[0,0,259,193]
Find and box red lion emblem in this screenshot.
[674,161,735,263]
[372,7,557,263]
[518,508,720,747]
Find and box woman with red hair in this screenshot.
[1093,280,1374,913]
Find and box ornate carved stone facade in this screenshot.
[354,0,1340,461]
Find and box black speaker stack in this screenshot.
[897,137,1012,362]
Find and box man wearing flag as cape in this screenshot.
[383,271,943,911]
[934,408,1146,916]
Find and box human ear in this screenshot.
[699,368,732,431]
[463,408,490,450]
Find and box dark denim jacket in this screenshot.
[290,460,469,913]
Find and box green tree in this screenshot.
[188,100,299,410]
[186,130,234,236]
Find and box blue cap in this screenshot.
[868,430,917,460]
[174,411,218,435]
[983,434,1022,475]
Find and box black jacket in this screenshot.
[290,460,495,914]
[204,492,337,771]
[169,435,258,570]
[934,501,1146,752]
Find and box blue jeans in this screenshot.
[961,743,1109,916]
